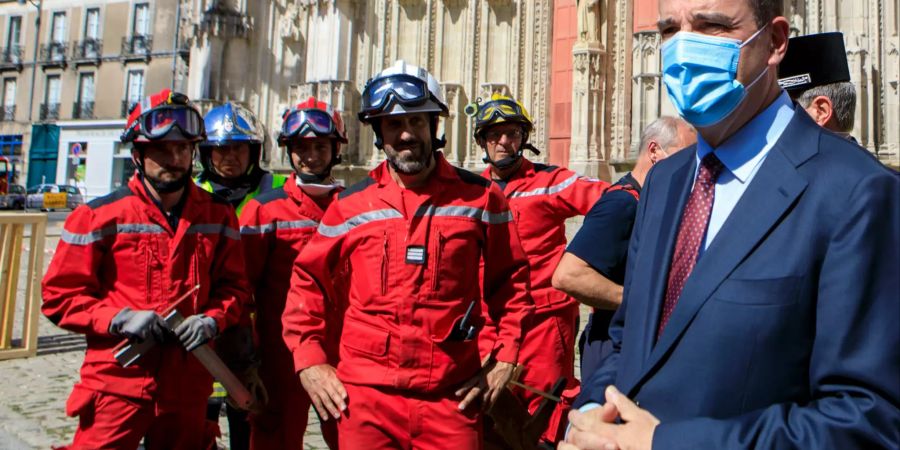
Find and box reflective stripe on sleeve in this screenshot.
[60,223,167,245]
[508,173,580,199]
[277,219,320,230]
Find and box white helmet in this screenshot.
[358,60,449,122]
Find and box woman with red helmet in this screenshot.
[239,97,348,449]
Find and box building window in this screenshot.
[0,134,23,156]
[84,8,100,40]
[133,3,150,36]
[81,8,101,59]
[123,70,144,117]
[4,16,22,64]
[1,79,15,121]
[51,12,67,43]
[41,75,61,121]
[126,3,151,54]
[74,73,94,119]
[47,12,67,63]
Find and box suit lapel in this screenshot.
[614,149,697,395]
[633,139,810,390]
[640,156,696,361]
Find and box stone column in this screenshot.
[570,44,605,177]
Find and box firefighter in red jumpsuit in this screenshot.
[41,89,250,450]
[471,94,609,443]
[283,61,534,449]
[240,97,348,449]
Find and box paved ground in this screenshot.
[0,213,588,449]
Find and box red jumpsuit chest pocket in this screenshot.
[428,222,482,297]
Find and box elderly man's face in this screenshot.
[657,0,772,88]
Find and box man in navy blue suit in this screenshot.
[563,1,899,449]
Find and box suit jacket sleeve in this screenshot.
[652,170,900,449]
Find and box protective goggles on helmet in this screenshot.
[122,105,204,142]
[279,108,347,143]
[475,99,529,126]
[360,73,431,116]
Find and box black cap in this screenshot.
[778,32,851,91]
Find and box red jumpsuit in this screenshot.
[239,175,342,449]
[480,159,607,441]
[284,153,534,449]
[41,175,250,450]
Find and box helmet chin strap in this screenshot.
[482,151,522,169]
[479,130,540,170]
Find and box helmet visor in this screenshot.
[142,106,204,139]
[476,99,527,124]
[361,74,430,115]
[283,109,336,138]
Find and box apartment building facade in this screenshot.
[0,0,188,199]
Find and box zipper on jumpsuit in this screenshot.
[431,231,444,292]
[381,229,389,296]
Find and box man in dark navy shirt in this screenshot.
[552,116,694,379]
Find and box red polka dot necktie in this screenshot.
[658,152,725,338]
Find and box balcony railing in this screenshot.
[121,100,138,118]
[0,105,14,122]
[39,103,60,121]
[0,45,23,69]
[40,42,68,67]
[73,101,94,119]
[121,35,152,60]
[73,39,102,63]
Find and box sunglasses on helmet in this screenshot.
[360,74,431,116]
[475,99,528,124]
[122,105,204,142]
[279,109,338,143]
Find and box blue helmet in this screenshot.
[198,102,266,182]
[201,102,264,146]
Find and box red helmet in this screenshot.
[121,89,205,144]
[277,97,348,146]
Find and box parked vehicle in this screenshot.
[26,184,85,210]
[0,184,26,209]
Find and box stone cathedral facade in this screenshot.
[181,0,898,183]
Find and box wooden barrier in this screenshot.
[0,213,47,360]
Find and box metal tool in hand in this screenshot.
[111,285,256,410]
[508,379,562,403]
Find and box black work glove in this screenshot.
[109,308,168,343]
[175,314,218,351]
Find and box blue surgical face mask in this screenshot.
[662,26,769,127]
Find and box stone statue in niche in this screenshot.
[577,0,603,44]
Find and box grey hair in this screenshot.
[639,116,693,154]
[795,81,857,132]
